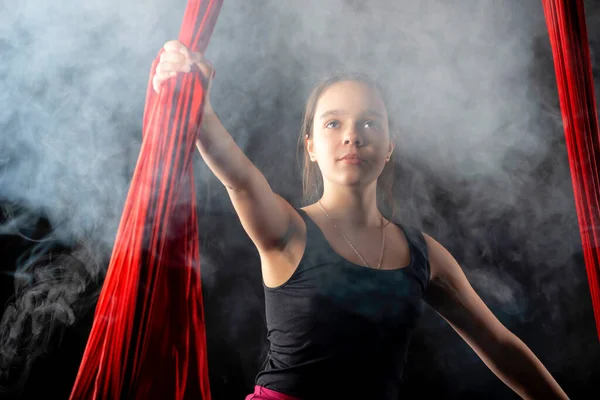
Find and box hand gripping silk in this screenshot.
[70,1,223,399]
[542,0,600,341]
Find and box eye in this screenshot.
[325,120,340,129]
[364,120,380,129]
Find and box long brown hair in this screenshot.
[296,72,397,222]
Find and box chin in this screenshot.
[323,168,377,188]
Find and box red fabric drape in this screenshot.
[70,1,223,399]
[542,0,600,341]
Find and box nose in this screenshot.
[342,127,363,146]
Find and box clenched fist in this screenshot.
[152,40,215,112]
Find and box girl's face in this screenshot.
[307,80,394,189]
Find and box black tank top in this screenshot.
[255,208,430,400]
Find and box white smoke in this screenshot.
[0,0,597,396]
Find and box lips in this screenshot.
[339,154,365,165]
[340,154,362,161]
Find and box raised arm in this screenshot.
[195,111,294,251]
[153,40,294,252]
[422,233,569,400]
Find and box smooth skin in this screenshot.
[153,40,570,400]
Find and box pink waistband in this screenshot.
[244,385,302,400]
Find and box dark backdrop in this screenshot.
[1,0,599,399]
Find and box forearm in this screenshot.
[195,111,259,192]
[484,334,569,400]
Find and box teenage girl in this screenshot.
[152,40,569,400]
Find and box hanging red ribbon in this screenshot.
[541,0,600,341]
[70,1,223,399]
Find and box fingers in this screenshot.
[154,40,214,94]
[158,60,189,75]
[164,39,195,60]
[160,51,185,64]
[153,71,175,93]
[163,40,208,70]
[177,43,193,60]
[154,43,188,93]
[163,40,187,54]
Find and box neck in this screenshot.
[318,181,382,228]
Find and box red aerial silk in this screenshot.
[542,0,600,341]
[70,1,224,398]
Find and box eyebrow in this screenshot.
[319,109,386,120]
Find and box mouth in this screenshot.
[339,154,364,164]
[340,154,362,160]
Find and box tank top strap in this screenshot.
[395,223,431,290]
[294,207,340,267]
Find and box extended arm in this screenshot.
[422,234,569,400]
[154,40,294,252]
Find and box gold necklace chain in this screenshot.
[318,200,385,269]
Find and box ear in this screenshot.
[387,139,395,160]
[306,134,316,162]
